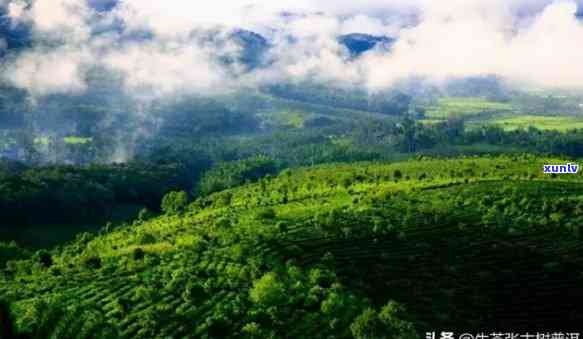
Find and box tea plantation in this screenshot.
[2,155,583,338]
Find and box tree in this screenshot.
[136,231,156,245]
[137,208,155,221]
[37,250,53,268]
[398,117,417,153]
[350,302,419,339]
[255,208,276,220]
[321,292,344,316]
[133,248,145,261]
[197,156,278,196]
[350,308,384,339]
[378,301,418,339]
[393,170,403,180]
[0,300,16,339]
[7,296,119,339]
[241,322,265,338]
[161,191,189,214]
[249,272,285,306]
[82,256,101,270]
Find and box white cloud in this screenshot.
[102,39,231,97]
[7,0,26,20]
[357,0,583,90]
[339,15,402,36]
[4,47,91,95]
[3,0,583,96]
[13,0,92,42]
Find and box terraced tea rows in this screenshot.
[3,156,583,337]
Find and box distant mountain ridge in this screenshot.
[229,29,270,69]
[0,6,394,63]
[338,33,396,57]
[0,8,31,53]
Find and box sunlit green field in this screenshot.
[425,97,513,119]
[33,136,93,145]
[485,115,583,131]
[423,96,583,132]
[418,118,443,125]
[64,136,93,145]
[257,110,307,129]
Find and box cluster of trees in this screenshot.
[0,161,197,226]
[464,125,583,157]
[152,112,583,172]
[0,86,28,130]
[267,83,412,115]
[0,241,29,269]
[445,76,511,102]
[156,98,260,139]
[378,115,583,157]
[8,112,583,171]
[197,156,279,196]
[0,297,118,339]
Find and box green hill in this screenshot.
[2,156,583,338]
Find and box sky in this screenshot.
[2,0,583,97]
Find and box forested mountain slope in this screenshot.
[2,156,583,338]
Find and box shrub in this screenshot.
[0,242,30,269]
[214,192,233,208]
[136,232,156,245]
[83,256,102,270]
[321,292,344,316]
[255,208,276,220]
[133,248,145,261]
[137,208,155,221]
[249,272,285,306]
[37,250,53,268]
[378,301,418,338]
[393,170,402,179]
[276,221,288,233]
[341,177,353,188]
[309,268,335,288]
[241,322,264,338]
[350,302,419,339]
[350,308,384,339]
[161,191,189,214]
[198,156,278,196]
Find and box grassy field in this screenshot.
[481,115,583,131]
[425,97,513,119]
[32,136,93,146]
[423,96,583,132]
[257,110,307,129]
[64,136,93,145]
